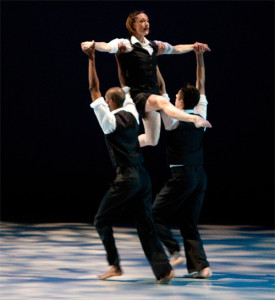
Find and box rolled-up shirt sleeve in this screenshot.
[194,94,208,119]
[154,40,174,54]
[90,97,116,134]
[107,38,132,54]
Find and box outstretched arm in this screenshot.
[81,41,111,53]
[115,43,127,88]
[156,41,210,55]
[194,49,207,119]
[172,42,210,54]
[82,42,102,101]
[195,51,205,95]
[88,57,102,101]
[83,43,117,134]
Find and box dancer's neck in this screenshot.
[134,34,145,44]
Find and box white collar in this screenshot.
[184,109,194,114]
[131,35,150,47]
[111,107,125,115]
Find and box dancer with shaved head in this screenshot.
[82,42,174,284]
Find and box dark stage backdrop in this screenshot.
[1,1,274,226]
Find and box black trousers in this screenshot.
[130,86,159,119]
[152,165,209,273]
[94,165,171,279]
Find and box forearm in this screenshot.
[95,42,111,53]
[89,59,101,101]
[162,100,197,123]
[160,110,178,130]
[156,66,166,94]
[171,44,194,54]
[164,103,210,128]
[115,54,126,87]
[196,52,205,94]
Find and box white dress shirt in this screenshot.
[90,87,139,135]
[108,36,174,56]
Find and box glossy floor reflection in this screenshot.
[0,223,274,299]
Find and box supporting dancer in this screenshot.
[152,48,212,278]
[82,42,174,284]
[81,10,211,147]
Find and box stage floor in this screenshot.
[0,223,274,299]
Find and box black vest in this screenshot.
[105,110,143,168]
[119,40,159,95]
[165,114,205,166]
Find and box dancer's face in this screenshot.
[175,90,184,109]
[134,13,150,37]
[105,93,113,110]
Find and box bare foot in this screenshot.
[189,267,212,278]
[155,269,175,284]
[198,267,212,278]
[98,265,123,280]
[169,252,185,267]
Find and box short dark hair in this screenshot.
[106,87,125,108]
[179,83,200,109]
[126,10,145,36]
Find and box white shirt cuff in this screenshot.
[199,94,208,104]
[90,97,107,109]
[154,41,174,54]
[107,39,119,53]
[161,93,170,101]
[122,86,131,94]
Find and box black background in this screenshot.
[1,1,274,226]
